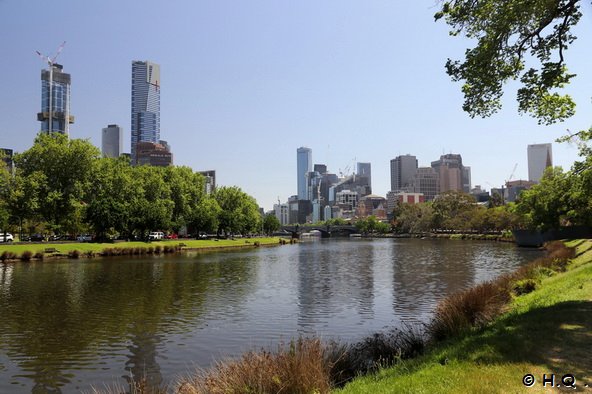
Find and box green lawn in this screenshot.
[0,237,284,257]
[336,239,592,394]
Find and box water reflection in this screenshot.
[0,240,542,393]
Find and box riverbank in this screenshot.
[336,239,592,393]
[0,237,285,262]
[166,239,589,393]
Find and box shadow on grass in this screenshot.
[442,300,592,380]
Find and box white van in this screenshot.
[0,232,13,243]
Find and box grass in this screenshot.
[336,239,592,393]
[0,237,283,260]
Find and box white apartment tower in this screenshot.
[528,143,553,182]
[101,124,123,158]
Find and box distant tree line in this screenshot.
[0,133,262,239]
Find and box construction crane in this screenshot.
[506,163,518,184]
[501,163,518,204]
[35,41,66,134]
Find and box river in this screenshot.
[0,238,542,393]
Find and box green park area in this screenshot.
[0,237,283,260]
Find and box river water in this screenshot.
[0,238,542,393]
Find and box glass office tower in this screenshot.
[38,64,74,134]
[131,60,160,163]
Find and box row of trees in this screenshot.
[0,133,263,239]
[391,191,521,234]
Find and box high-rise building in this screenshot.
[199,170,216,194]
[37,64,74,134]
[431,154,468,193]
[102,124,123,158]
[136,141,172,167]
[527,143,553,182]
[131,61,161,164]
[390,155,417,191]
[297,147,312,200]
[408,167,439,201]
[356,162,372,191]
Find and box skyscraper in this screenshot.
[527,143,553,182]
[390,155,417,191]
[102,124,123,158]
[431,154,468,193]
[356,162,372,190]
[37,64,74,134]
[131,60,160,164]
[297,147,312,200]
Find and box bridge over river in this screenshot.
[280,224,360,238]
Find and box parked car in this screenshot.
[24,233,45,242]
[165,233,178,239]
[148,231,165,241]
[0,232,14,243]
[77,234,93,242]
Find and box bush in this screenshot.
[326,327,425,387]
[512,279,538,295]
[429,279,510,340]
[154,245,162,254]
[176,338,331,394]
[20,250,33,261]
[68,250,80,259]
[85,250,95,258]
[33,252,44,260]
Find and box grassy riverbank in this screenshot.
[336,239,592,393]
[0,237,284,261]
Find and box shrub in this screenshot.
[85,250,95,258]
[33,252,44,260]
[512,279,538,296]
[154,245,162,254]
[68,250,80,259]
[429,279,510,340]
[176,337,331,394]
[147,246,154,254]
[101,248,113,256]
[254,241,260,247]
[326,327,425,387]
[20,250,33,261]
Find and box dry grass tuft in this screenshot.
[429,279,511,341]
[176,338,332,394]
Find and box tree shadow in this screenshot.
[445,301,592,381]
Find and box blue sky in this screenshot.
[1,0,591,210]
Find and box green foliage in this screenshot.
[393,203,434,233]
[431,191,477,230]
[436,0,582,124]
[263,213,281,235]
[14,133,100,234]
[214,186,262,235]
[515,166,581,230]
[2,134,262,239]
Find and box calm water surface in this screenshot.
[0,238,542,393]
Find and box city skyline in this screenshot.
[1,1,590,210]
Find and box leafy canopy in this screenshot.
[436,0,582,125]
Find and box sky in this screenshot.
[1,1,591,211]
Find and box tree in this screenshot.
[262,214,280,235]
[393,203,434,233]
[214,186,261,235]
[188,197,221,235]
[515,166,577,230]
[431,191,477,230]
[14,133,100,234]
[436,0,583,125]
